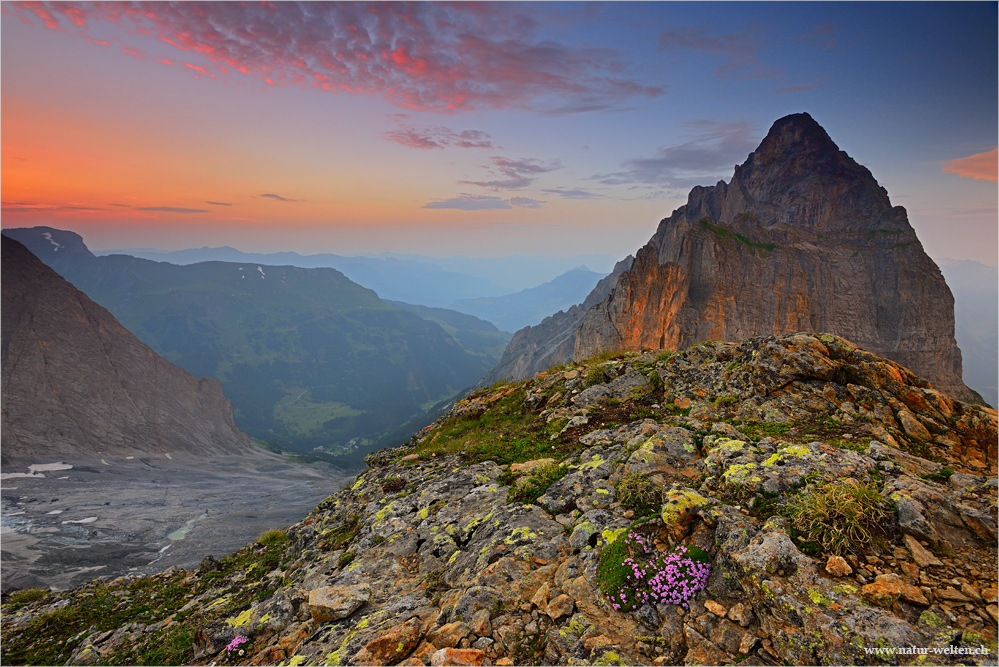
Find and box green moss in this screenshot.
[699,218,781,252]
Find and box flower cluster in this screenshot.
[225,634,248,655]
[596,531,711,611]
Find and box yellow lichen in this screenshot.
[601,527,626,545]
[722,463,761,485]
[226,608,254,628]
[661,488,712,525]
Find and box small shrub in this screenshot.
[338,552,355,568]
[496,467,518,486]
[655,350,674,363]
[614,473,663,516]
[785,479,889,555]
[596,532,711,610]
[424,569,446,602]
[714,395,738,407]
[508,463,569,505]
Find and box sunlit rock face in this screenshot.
[574,113,973,403]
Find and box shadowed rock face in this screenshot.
[483,256,634,384]
[573,113,972,402]
[1,235,256,464]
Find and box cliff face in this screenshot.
[1,236,256,464]
[483,255,634,384]
[574,113,971,401]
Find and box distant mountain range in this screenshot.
[5,227,510,462]
[937,259,998,407]
[452,266,606,333]
[95,246,618,314]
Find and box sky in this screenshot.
[2,1,996,264]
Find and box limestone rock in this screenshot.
[307,584,371,624]
[825,556,853,577]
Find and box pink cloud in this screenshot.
[11,2,662,113]
[461,156,561,191]
[385,126,493,150]
[943,148,998,183]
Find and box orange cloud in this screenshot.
[943,147,998,182]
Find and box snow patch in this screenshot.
[62,516,98,525]
[31,462,73,472]
[257,266,265,278]
[0,472,43,480]
[101,459,109,465]
[126,456,135,460]
[47,509,64,515]
[42,231,63,251]
[1,462,77,480]
[165,453,173,460]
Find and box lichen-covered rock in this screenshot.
[307,584,371,625]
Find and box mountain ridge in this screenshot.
[2,227,505,462]
[1,235,257,464]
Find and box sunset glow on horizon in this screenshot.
[2,1,996,263]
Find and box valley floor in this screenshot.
[0,454,348,591]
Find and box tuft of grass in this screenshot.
[738,422,791,440]
[785,479,889,555]
[414,385,587,465]
[257,528,288,547]
[508,463,569,505]
[6,588,49,609]
[922,467,954,484]
[325,514,361,551]
[614,473,663,516]
[582,365,611,388]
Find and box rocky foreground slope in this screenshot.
[2,333,997,666]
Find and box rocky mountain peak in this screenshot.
[4,226,95,262]
[486,113,976,403]
[722,112,895,233]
